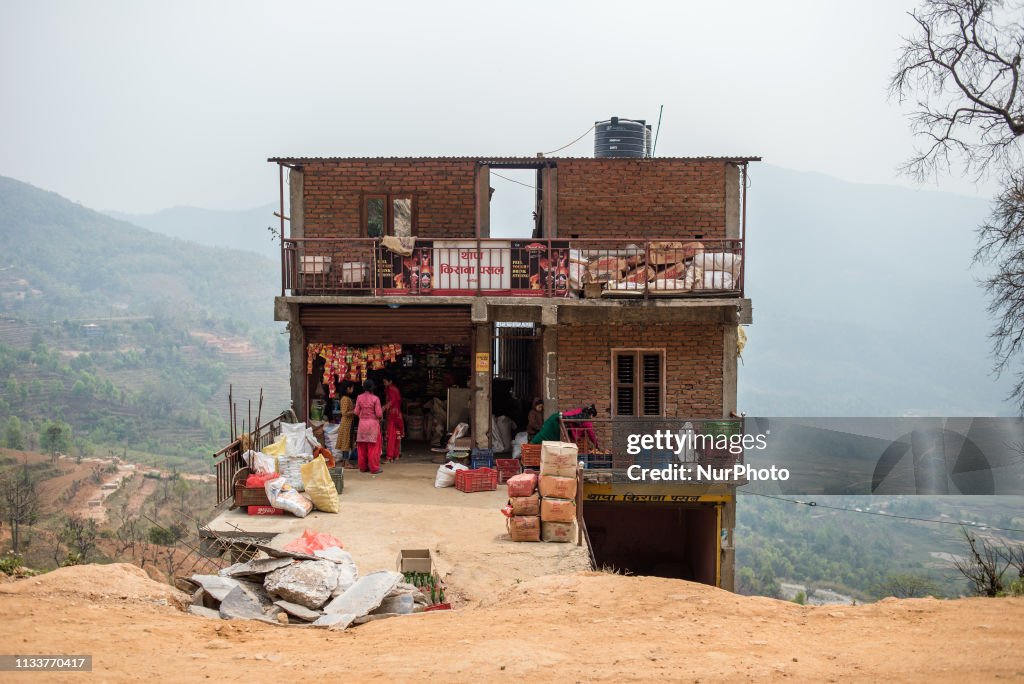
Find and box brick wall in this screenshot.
[300,159,478,239]
[557,322,724,418]
[554,159,729,240]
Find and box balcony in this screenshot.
[281,237,744,299]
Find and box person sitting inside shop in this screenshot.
[527,398,545,441]
[353,379,384,474]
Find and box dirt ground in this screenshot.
[207,459,590,603]
[0,563,1021,682]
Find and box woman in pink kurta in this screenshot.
[353,379,383,474]
[382,376,404,462]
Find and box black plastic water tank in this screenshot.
[594,117,652,158]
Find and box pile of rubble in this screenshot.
[182,544,430,630]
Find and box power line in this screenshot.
[540,124,595,156]
[741,491,1024,534]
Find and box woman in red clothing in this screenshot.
[353,379,383,474]
[382,376,404,462]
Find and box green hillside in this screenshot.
[0,176,289,471]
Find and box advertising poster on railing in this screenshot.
[377,240,435,294]
[510,240,571,295]
[433,240,512,293]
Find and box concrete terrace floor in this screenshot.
[206,452,590,603]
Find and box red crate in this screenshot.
[520,444,541,468]
[495,458,521,484]
[455,467,498,493]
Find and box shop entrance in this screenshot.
[300,305,477,461]
[491,323,542,445]
[583,504,720,586]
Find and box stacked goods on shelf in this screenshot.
[539,441,578,543]
[506,472,540,541]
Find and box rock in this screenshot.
[354,613,400,625]
[256,544,318,561]
[276,612,290,625]
[373,594,415,615]
[312,613,357,630]
[188,605,223,620]
[191,575,241,602]
[264,560,339,610]
[273,600,322,622]
[219,586,274,622]
[191,588,205,607]
[313,547,354,564]
[331,563,359,597]
[175,577,200,594]
[236,579,275,609]
[222,557,294,580]
[324,570,402,617]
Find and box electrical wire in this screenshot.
[741,490,1024,534]
[541,124,596,156]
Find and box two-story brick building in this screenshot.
[268,151,757,589]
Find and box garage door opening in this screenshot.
[583,504,719,585]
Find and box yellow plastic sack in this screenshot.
[300,455,340,513]
[263,436,287,474]
[264,436,287,457]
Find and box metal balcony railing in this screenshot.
[281,237,744,298]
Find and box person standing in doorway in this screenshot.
[335,381,357,468]
[382,376,404,462]
[354,379,383,474]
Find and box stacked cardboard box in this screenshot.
[506,472,540,541]
[539,441,578,543]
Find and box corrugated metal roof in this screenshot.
[268,155,761,164]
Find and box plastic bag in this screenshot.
[434,461,468,488]
[301,455,340,513]
[511,432,528,459]
[284,529,344,554]
[249,451,277,474]
[281,422,316,457]
[263,436,287,457]
[278,454,309,491]
[245,471,279,488]
[264,476,313,518]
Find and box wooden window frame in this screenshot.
[361,193,418,237]
[611,348,666,418]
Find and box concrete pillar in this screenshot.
[722,323,738,418]
[720,495,737,591]
[541,305,558,417]
[724,163,740,240]
[470,300,491,448]
[287,304,305,418]
[289,168,304,240]
[541,166,558,238]
[475,165,490,238]
[472,324,492,449]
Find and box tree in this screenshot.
[891,0,1024,403]
[875,573,943,598]
[59,515,99,564]
[0,462,40,553]
[39,420,72,455]
[953,526,1009,596]
[4,417,25,450]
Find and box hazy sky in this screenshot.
[0,0,999,213]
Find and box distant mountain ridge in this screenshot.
[105,203,280,261]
